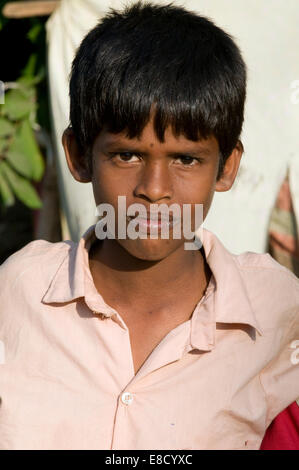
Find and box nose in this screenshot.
[133,161,173,203]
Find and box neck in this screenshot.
[89,238,211,311]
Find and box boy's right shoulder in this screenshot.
[0,238,76,289]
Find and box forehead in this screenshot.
[94,121,219,156]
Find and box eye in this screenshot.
[174,155,201,166]
[112,152,140,163]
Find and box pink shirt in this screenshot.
[0,224,298,450]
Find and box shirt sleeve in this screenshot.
[260,311,299,428]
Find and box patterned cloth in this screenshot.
[261,174,299,450]
[268,172,299,277]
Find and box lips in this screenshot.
[127,211,180,221]
[126,212,181,233]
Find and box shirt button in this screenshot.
[121,392,133,405]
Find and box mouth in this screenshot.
[126,213,181,233]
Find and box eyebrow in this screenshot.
[103,142,212,157]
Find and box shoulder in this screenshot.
[234,250,299,291]
[233,251,299,332]
[0,239,76,300]
[235,250,298,280]
[0,238,74,272]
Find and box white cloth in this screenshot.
[46,0,299,251]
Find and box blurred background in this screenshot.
[0,0,61,264]
[0,0,298,277]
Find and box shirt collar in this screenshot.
[42,224,118,317]
[42,224,263,339]
[189,228,263,352]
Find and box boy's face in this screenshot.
[63,115,242,261]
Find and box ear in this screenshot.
[62,127,92,183]
[215,140,243,192]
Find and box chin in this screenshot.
[118,238,184,261]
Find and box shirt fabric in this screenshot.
[260,401,299,450]
[0,224,298,450]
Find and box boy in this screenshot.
[0,1,298,450]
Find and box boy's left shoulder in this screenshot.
[233,251,299,332]
[234,252,299,427]
[235,250,298,278]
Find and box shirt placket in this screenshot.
[110,319,191,450]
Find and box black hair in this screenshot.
[69,0,247,179]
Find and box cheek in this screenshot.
[200,187,216,220]
[179,173,216,204]
[178,174,216,222]
[92,178,113,204]
[91,165,132,204]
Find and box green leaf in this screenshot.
[6,120,44,181]
[0,138,9,154]
[0,117,15,137]
[15,81,36,101]
[27,23,42,43]
[5,149,32,179]
[0,163,15,207]
[17,73,44,88]
[21,54,37,77]
[0,160,42,209]
[3,88,35,120]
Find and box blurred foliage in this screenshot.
[0,78,45,208]
[0,0,50,210]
